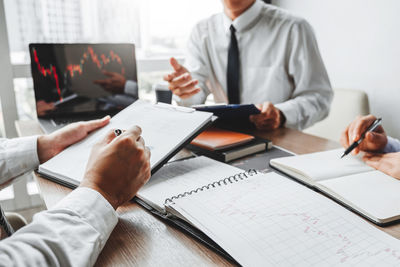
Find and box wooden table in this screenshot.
[15,120,400,266]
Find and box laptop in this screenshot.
[29,43,138,133]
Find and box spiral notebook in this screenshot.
[136,156,400,266]
[137,156,244,213]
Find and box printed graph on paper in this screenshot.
[170,172,400,266]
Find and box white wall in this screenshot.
[273,0,400,138]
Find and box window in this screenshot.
[5,0,222,63]
[4,0,222,119]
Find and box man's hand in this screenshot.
[37,116,110,163]
[363,152,400,180]
[340,115,387,155]
[94,71,127,94]
[163,57,201,99]
[80,126,151,209]
[249,102,284,130]
[36,100,56,116]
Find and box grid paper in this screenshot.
[169,172,400,266]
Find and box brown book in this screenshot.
[191,128,255,151]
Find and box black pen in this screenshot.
[341,118,382,159]
[114,129,123,137]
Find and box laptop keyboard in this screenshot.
[52,117,82,125]
[52,114,106,126]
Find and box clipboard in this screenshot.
[192,104,260,119]
[38,100,215,187]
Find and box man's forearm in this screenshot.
[0,137,40,187]
[0,187,118,267]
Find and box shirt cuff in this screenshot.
[383,136,400,153]
[275,101,299,129]
[124,80,138,97]
[175,88,208,107]
[6,136,40,176]
[53,187,118,246]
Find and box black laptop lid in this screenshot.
[29,43,138,118]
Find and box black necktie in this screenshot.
[227,25,240,104]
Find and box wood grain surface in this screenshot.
[15,120,400,266]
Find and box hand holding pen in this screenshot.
[340,115,388,158]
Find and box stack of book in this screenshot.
[187,128,272,162]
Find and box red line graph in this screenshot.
[217,202,400,264]
[33,50,62,100]
[33,46,125,102]
[271,212,400,263]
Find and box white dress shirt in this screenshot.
[178,0,333,130]
[384,136,400,153]
[0,137,40,189]
[0,137,118,266]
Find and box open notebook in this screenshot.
[38,100,213,187]
[270,148,400,225]
[137,156,242,214]
[138,156,400,266]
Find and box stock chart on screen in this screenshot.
[29,43,137,116]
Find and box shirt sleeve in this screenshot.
[0,137,40,188]
[274,19,333,130]
[383,136,400,153]
[124,80,138,98]
[176,23,210,107]
[0,187,118,267]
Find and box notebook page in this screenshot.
[168,172,400,266]
[271,149,373,181]
[138,156,243,211]
[318,170,400,221]
[39,100,212,184]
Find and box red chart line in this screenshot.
[33,46,125,102]
[33,49,62,101]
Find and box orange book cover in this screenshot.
[191,128,255,151]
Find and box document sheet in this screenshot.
[39,100,213,185]
[168,172,400,266]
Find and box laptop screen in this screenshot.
[29,43,138,118]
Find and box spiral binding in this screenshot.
[164,169,258,205]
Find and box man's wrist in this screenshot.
[79,181,119,210]
[37,135,59,163]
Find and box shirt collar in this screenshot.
[222,0,263,35]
